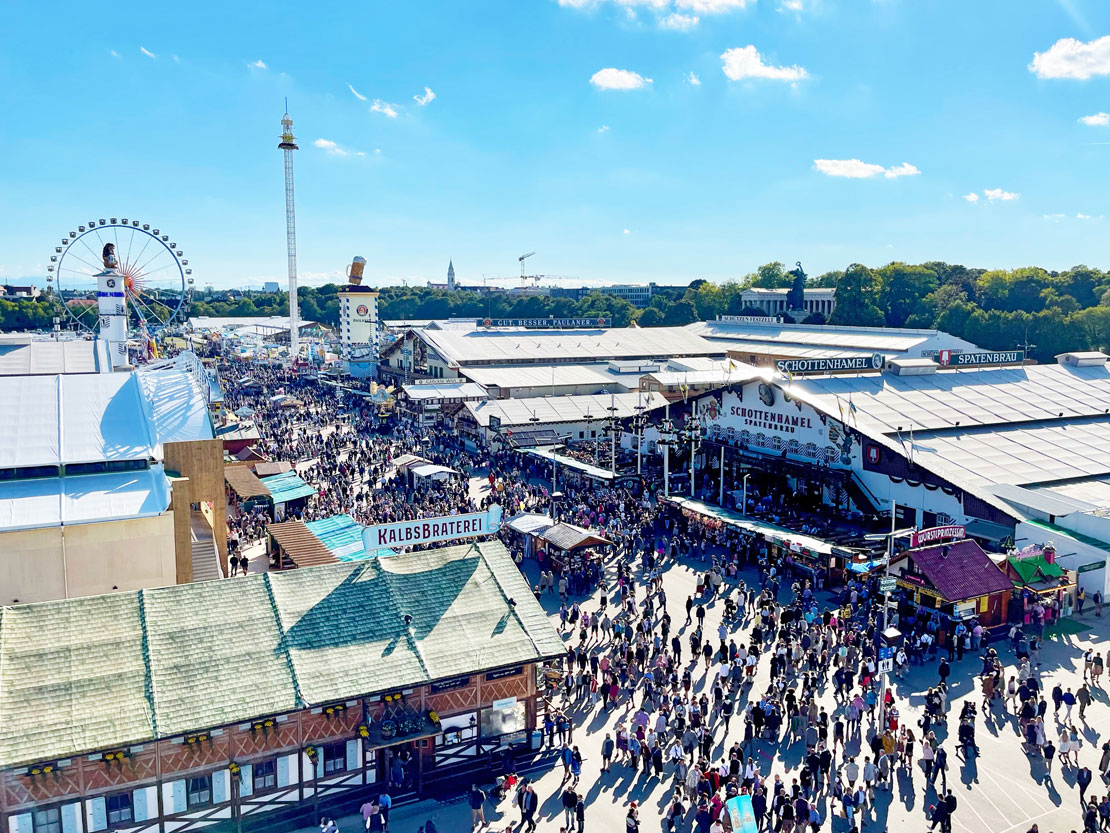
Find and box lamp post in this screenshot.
[583,411,594,465]
[603,389,618,479]
[658,417,676,498]
[718,443,726,506]
[681,414,703,499]
[742,473,751,516]
[632,394,649,477]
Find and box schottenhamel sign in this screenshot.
[910,525,965,548]
[362,504,504,551]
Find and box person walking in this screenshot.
[468,784,487,831]
[561,786,579,831]
[517,784,538,833]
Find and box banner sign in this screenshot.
[719,315,779,324]
[362,505,503,550]
[481,317,608,329]
[937,350,1023,367]
[910,525,966,548]
[776,354,883,374]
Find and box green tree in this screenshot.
[975,267,1055,312]
[828,263,884,327]
[663,298,699,326]
[1075,307,1110,352]
[637,307,664,327]
[876,262,938,328]
[1059,265,1106,308]
[905,283,967,328]
[745,262,792,289]
[811,270,843,288]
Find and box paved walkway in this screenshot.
[278,540,1110,833]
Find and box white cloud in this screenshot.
[687,71,701,85]
[963,193,980,203]
[347,84,368,101]
[623,229,631,235]
[984,188,1019,202]
[883,162,920,179]
[1077,213,1092,219]
[779,0,803,9]
[1079,112,1110,126]
[140,46,157,59]
[590,68,652,90]
[1043,213,1066,220]
[414,86,436,106]
[370,99,399,118]
[660,12,699,29]
[813,159,919,179]
[172,54,181,63]
[248,59,267,69]
[313,138,366,158]
[597,125,611,133]
[1029,36,1110,80]
[676,0,753,11]
[721,46,807,82]
[110,49,119,58]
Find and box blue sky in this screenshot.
[1,0,1109,289]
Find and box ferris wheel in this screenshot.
[47,218,191,334]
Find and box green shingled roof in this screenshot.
[1008,554,1066,585]
[142,575,299,737]
[0,594,154,770]
[0,541,563,770]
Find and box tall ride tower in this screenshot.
[278,107,300,364]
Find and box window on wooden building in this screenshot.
[31,808,61,833]
[106,793,133,826]
[322,742,347,775]
[253,760,277,791]
[186,776,212,809]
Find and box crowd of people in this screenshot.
[196,351,1103,833]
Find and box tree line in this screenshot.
[6,261,1109,362]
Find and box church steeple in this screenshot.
[447,260,456,291]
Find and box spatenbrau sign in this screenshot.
[361,505,504,551]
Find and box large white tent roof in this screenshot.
[464,391,669,428]
[794,362,1110,434]
[906,419,1110,488]
[419,326,721,366]
[0,368,214,470]
[688,320,975,353]
[0,465,172,532]
[459,362,646,392]
[0,337,111,376]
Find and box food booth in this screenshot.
[1004,544,1078,625]
[887,533,1013,630]
[535,522,611,574]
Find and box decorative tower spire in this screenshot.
[447,260,456,292]
[278,103,300,364]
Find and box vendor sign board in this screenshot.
[910,525,965,548]
[725,795,758,833]
[481,317,608,328]
[937,349,1023,366]
[775,354,884,374]
[362,505,503,550]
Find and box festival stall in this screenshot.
[502,513,556,559]
[535,522,610,575]
[662,496,857,587]
[409,463,459,484]
[1003,543,1078,625]
[887,532,1012,629]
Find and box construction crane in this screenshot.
[518,251,536,288]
